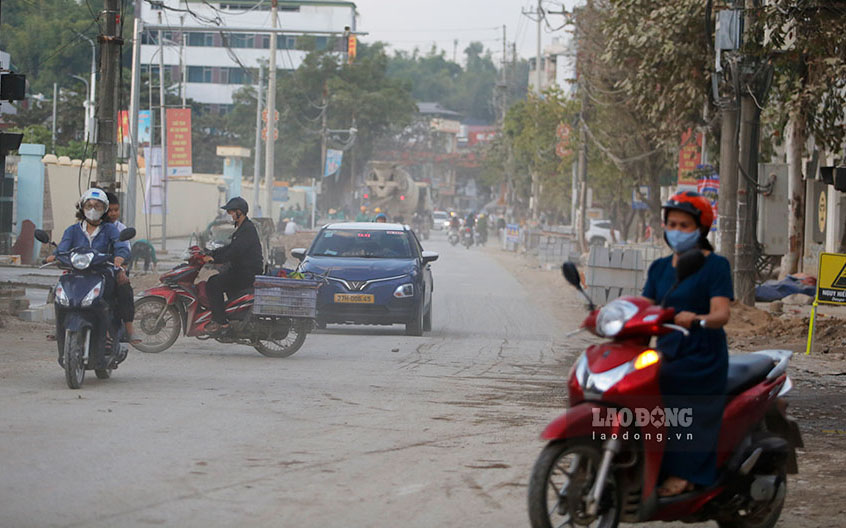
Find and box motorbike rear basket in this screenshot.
[253,275,321,318]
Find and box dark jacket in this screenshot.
[211,218,263,277]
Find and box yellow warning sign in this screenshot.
[816,252,846,305]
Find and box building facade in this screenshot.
[137,0,357,109]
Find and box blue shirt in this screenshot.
[56,222,130,261]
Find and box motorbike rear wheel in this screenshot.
[717,469,786,528]
[64,330,86,390]
[133,297,181,353]
[528,439,621,528]
[253,319,309,358]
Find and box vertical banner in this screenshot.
[166,108,193,177]
[695,164,720,232]
[324,149,343,178]
[117,110,152,145]
[678,129,703,185]
[143,146,165,214]
[138,110,152,145]
[347,35,357,64]
[117,110,130,142]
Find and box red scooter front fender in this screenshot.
[140,285,178,305]
[541,402,619,440]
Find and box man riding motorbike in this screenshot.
[374,212,388,223]
[104,191,140,344]
[46,188,131,362]
[203,197,264,334]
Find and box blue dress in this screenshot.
[641,252,733,486]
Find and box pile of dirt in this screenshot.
[727,301,846,357]
[726,301,774,336]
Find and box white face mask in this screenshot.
[84,208,102,222]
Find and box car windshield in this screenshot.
[310,229,416,259]
[433,212,448,221]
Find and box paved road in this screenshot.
[0,233,578,527]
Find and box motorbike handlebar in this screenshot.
[662,323,690,337]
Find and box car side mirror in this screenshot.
[119,227,137,241]
[34,229,51,244]
[422,250,439,264]
[291,248,306,261]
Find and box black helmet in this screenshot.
[221,196,249,216]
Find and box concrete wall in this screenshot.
[41,156,288,241]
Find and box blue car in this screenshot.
[292,222,438,336]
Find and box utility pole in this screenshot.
[158,16,169,251]
[717,104,738,269]
[126,17,143,230]
[180,15,187,109]
[264,0,279,219]
[51,83,57,154]
[734,0,769,305]
[312,83,328,230]
[95,0,121,190]
[253,64,264,212]
[536,0,542,94]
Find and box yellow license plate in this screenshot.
[334,294,375,304]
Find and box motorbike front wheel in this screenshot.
[132,297,181,353]
[528,439,621,528]
[64,330,86,389]
[253,319,309,358]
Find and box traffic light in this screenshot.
[0,71,25,249]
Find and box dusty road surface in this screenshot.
[0,234,578,527]
[1,234,842,527]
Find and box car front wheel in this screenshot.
[405,299,425,336]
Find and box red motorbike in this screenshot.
[132,246,314,358]
[528,252,803,528]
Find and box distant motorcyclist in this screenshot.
[203,197,263,334]
[465,212,476,230]
[355,206,370,222]
[476,213,488,244]
[374,212,388,223]
[449,213,461,229]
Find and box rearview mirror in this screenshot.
[119,227,137,241]
[291,248,306,261]
[422,250,439,264]
[562,262,582,289]
[676,249,706,282]
[34,229,50,244]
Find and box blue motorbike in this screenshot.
[35,228,136,389]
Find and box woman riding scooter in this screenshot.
[46,188,132,362]
[641,191,732,496]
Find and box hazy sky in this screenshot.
[352,0,578,63]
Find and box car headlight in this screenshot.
[54,284,70,306]
[596,299,639,337]
[393,283,414,298]
[81,281,102,307]
[71,251,94,270]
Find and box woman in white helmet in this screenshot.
[46,188,133,342]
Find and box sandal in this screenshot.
[657,477,694,497]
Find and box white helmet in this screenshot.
[79,188,109,209]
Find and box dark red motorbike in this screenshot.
[132,246,315,358]
[528,253,803,528]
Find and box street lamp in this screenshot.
[70,75,91,142]
[73,31,97,144]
